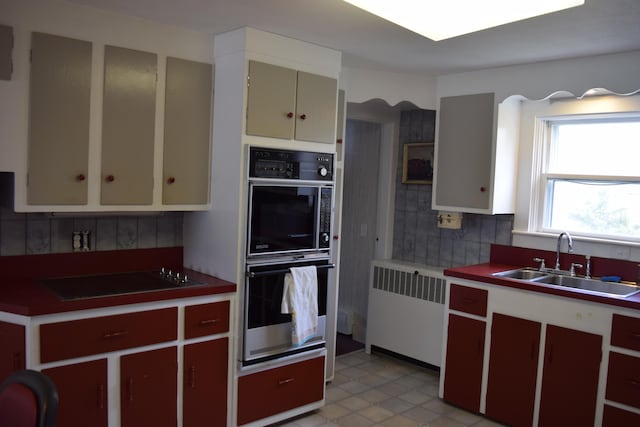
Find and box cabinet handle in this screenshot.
[299,114,307,120]
[76,174,86,182]
[480,186,487,193]
[199,319,219,326]
[167,177,176,184]
[286,112,294,118]
[105,174,115,182]
[127,378,134,402]
[97,383,105,409]
[278,377,295,386]
[189,366,196,388]
[103,330,128,339]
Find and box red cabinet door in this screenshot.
[443,314,485,413]
[183,338,228,427]
[485,313,541,427]
[538,325,602,427]
[0,321,25,381]
[121,346,177,427]
[43,359,108,427]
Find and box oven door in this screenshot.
[243,259,330,365]
[247,184,319,256]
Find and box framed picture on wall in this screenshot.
[402,142,434,184]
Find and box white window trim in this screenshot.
[512,94,640,261]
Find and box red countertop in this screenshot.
[444,244,640,311]
[0,247,236,316]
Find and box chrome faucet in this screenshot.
[555,232,573,271]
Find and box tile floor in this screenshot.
[273,349,505,427]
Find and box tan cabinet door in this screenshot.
[162,57,212,205]
[28,32,92,205]
[434,93,494,210]
[101,46,156,205]
[246,60,297,139]
[295,71,337,144]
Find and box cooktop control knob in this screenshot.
[318,166,328,177]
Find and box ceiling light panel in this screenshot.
[343,0,585,41]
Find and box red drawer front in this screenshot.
[606,352,640,409]
[184,301,230,339]
[611,314,640,351]
[602,404,640,426]
[237,356,325,425]
[449,284,488,317]
[40,307,177,363]
[0,321,25,380]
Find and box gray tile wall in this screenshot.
[392,109,513,267]
[0,206,183,256]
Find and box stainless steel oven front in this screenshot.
[242,258,333,366]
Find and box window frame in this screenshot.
[532,112,640,243]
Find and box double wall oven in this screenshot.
[242,147,335,366]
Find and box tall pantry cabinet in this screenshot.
[182,27,341,427]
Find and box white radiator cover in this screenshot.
[365,260,445,367]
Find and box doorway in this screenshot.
[338,119,381,344]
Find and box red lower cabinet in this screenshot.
[443,314,486,413]
[183,338,228,427]
[485,313,541,427]
[237,355,325,425]
[43,359,108,427]
[602,404,640,426]
[0,321,25,381]
[538,325,602,427]
[120,346,177,427]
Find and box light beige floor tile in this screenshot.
[338,379,371,394]
[422,398,457,415]
[358,373,390,387]
[382,414,422,427]
[318,403,351,420]
[358,388,391,404]
[447,408,483,425]
[325,386,351,402]
[358,405,395,423]
[338,395,371,411]
[399,390,432,405]
[335,413,379,427]
[378,397,414,414]
[402,406,441,424]
[426,416,466,427]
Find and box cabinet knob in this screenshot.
[299,114,307,120]
[76,174,86,182]
[106,175,115,183]
[286,112,294,119]
[167,177,176,184]
[480,186,486,192]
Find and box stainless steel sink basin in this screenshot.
[492,268,548,280]
[531,275,640,298]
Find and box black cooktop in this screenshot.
[42,270,202,301]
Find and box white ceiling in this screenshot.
[67,0,640,75]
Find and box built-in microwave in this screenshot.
[246,147,334,258]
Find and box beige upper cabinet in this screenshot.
[101,46,157,205]
[162,57,213,205]
[27,32,92,205]
[246,60,337,144]
[433,93,518,214]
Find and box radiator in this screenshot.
[365,260,445,367]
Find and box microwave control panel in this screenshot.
[249,147,334,181]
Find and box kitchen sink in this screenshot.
[492,268,548,280]
[493,268,640,298]
[531,275,640,298]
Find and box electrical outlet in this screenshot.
[81,230,91,251]
[437,211,462,229]
[72,231,82,252]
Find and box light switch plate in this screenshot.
[437,211,462,229]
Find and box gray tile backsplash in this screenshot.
[0,206,183,256]
[392,109,514,268]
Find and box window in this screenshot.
[536,115,640,242]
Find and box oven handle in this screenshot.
[246,263,335,278]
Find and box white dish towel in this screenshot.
[281,265,318,346]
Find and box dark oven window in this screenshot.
[250,186,317,253]
[246,261,328,329]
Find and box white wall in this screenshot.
[437,50,640,101]
[342,66,437,110]
[0,0,213,175]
